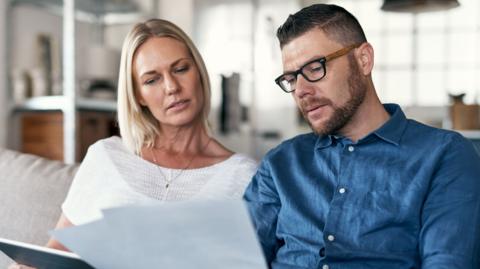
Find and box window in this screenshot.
[327,0,480,105]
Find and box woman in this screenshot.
[10,18,257,267]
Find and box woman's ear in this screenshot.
[355,42,374,76]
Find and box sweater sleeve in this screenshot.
[61,140,124,225]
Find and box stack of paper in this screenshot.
[50,200,267,269]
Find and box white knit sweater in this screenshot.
[62,136,258,225]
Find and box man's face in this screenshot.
[281,29,367,136]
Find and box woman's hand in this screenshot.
[6,214,73,269]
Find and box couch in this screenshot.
[0,148,78,268]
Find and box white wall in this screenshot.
[158,0,194,37]
[103,0,195,68]
[10,5,96,85]
[193,0,302,158]
[0,0,7,148]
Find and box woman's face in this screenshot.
[133,36,204,129]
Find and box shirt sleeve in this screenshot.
[420,133,480,269]
[62,142,101,225]
[243,157,282,264]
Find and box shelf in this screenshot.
[8,0,141,163]
[11,0,148,24]
[14,96,67,111]
[13,96,116,112]
[457,130,480,140]
[77,97,116,111]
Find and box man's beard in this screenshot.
[301,58,367,136]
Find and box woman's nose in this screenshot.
[164,73,180,94]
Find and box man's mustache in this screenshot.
[299,97,332,115]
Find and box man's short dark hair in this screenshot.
[277,4,367,48]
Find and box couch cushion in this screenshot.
[0,148,78,266]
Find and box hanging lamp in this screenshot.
[381,0,460,13]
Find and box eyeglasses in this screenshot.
[275,44,361,93]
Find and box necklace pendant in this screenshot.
[165,183,169,189]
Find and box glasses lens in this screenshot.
[303,61,325,81]
[279,73,296,92]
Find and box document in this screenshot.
[0,237,94,269]
[50,200,267,269]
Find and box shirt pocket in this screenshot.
[344,189,420,254]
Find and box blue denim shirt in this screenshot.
[244,104,480,269]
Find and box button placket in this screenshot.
[319,247,326,257]
[322,141,352,269]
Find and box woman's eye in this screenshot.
[174,66,189,73]
[144,77,157,85]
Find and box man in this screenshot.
[244,4,480,269]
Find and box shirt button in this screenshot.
[339,187,346,194]
[319,247,326,257]
[348,145,355,152]
[327,234,335,241]
[322,265,329,269]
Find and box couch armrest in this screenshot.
[0,149,78,267]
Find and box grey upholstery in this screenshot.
[0,149,78,267]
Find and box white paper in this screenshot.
[50,200,267,269]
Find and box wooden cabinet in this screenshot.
[21,111,118,162]
[21,112,63,161]
[76,111,119,161]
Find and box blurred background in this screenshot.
[0,0,479,163]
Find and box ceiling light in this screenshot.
[381,0,460,13]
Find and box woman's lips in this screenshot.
[167,100,189,111]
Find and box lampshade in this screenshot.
[381,0,460,13]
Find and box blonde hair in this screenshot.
[117,19,211,155]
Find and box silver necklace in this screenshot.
[150,138,212,189]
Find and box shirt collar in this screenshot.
[315,134,334,149]
[372,103,408,146]
[314,103,408,149]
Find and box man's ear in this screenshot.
[355,42,374,76]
